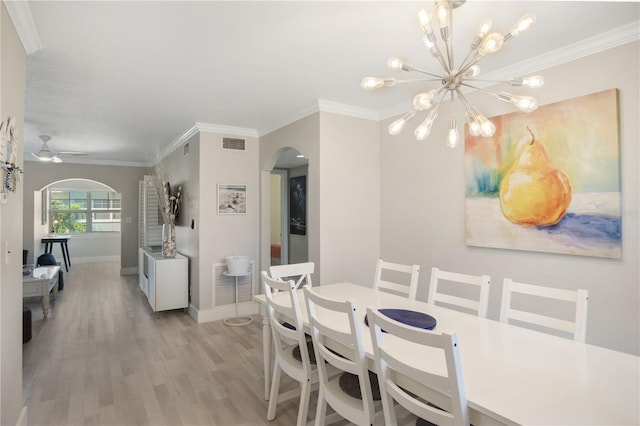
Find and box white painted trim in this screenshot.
[194,301,259,324]
[23,156,152,168]
[196,122,258,138]
[155,125,199,164]
[317,99,380,121]
[16,406,28,426]
[4,1,42,54]
[120,267,138,276]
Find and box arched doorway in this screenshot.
[32,178,122,265]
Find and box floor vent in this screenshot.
[223,137,246,151]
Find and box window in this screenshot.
[50,190,121,233]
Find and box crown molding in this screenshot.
[24,156,152,168]
[152,122,259,165]
[4,1,42,54]
[195,122,258,138]
[317,99,380,121]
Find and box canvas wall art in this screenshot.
[217,184,247,215]
[465,88,621,258]
[289,175,306,235]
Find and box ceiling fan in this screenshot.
[31,135,87,163]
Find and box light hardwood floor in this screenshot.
[22,261,311,426]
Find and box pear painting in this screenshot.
[464,88,621,258]
[499,127,572,227]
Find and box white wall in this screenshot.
[380,41,640,355]
[0,3,25,424]
[318,112,381,286]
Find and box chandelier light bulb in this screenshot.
[509,75,545,87]
[418,8,434,34]
[436,1,451,33]
[387,57,414,72]
[447,118,459,148]
[361,77,396,91]
[498,92,538,112]
[478,32,505,56]
[466,113,481,136]
[464,65,480,78]
[477,19,493,39]
[414,109,438,141]
[477,114,496,137]
[389,111,416,135]
[413,89,438,110]
[506,13,536,40]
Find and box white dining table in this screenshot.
[254,282,640,426]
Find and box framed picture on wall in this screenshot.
[289,175,306,235]
[217,184,247,215]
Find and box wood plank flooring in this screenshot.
[22,261,311,426]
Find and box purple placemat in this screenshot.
[365,309,436,331]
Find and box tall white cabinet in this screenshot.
[139,248,188,312]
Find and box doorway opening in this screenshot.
[270,148,308,266]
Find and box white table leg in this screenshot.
[261,311,272,400]
[42,291,50,319]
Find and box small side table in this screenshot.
[223,271,253,326]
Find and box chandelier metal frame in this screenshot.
[361,0,544,148]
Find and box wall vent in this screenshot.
[223,137,246,151]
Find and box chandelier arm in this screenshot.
[458,49,477,74]
[460,81,497,95]
[455,89,477,117]
[457,55,482,77]
[411,68,446,79]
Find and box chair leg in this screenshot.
[314,386,327,426]
[267,363,282,421]
[297,379,311,426]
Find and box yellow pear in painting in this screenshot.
[499,127,572,227]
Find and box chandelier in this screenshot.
[361,0,543,148]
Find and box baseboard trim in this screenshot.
[193,301,259,323]
[120,267,138,276]
[16,406,28,426]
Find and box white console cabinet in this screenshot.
[140,248,188,312]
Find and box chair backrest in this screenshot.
[367,307,469,426]
[500,278,589,342]
[373,259,420,300]
[261,271,313,377]
[303,286,377,426]
[269,262,314,289]
[427,267,491,317]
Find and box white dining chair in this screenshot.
[270,261,314,289]
[367,307,470,426]
[262,271,318,426]
[500,278,589,342]
[428,267,491,317]
[303,286,383,426]
[373,259,420,300]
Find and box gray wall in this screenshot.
[1,3,26,424]
[22,162,148,273]
[380,41,640,355]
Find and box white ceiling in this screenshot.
[16,1,640,166]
